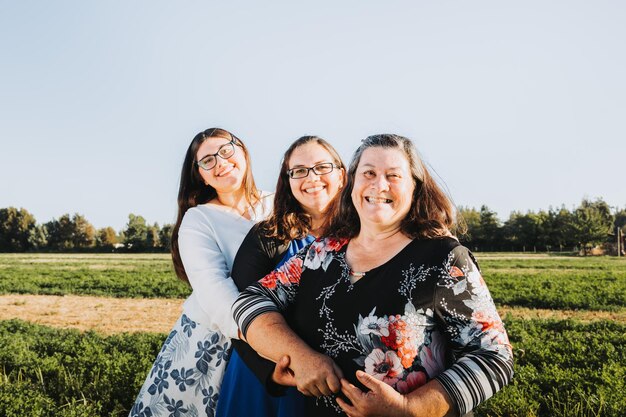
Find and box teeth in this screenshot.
[304,186,325,193]
[365,197,392,204]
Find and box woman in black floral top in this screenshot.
[233,134,513,417]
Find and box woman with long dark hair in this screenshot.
[234,134,513,416]
[130,128,273,417]
[216,136,345,417]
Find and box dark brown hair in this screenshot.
[171,128,260,283]
[326,134,456,239]
[259,136,345,244]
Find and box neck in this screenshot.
[354,224,405,244]
[216,189,248,213]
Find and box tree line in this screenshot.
[457,198,625,253]
[0,210,172,253]
[0,198,624,253]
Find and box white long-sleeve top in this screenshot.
[178,192,273,340]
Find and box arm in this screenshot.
[178,208,241,340]
[431,245,514,416]
[233,242,344,396]
[230,226,290,392]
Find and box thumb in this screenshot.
[355,370,385,392]
[277,355,291,371]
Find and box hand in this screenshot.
[336,371,408,417]
[271,355,296,387]
[290,351,344,397]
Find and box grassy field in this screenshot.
[2,253,625,311]
[1,253,625,417]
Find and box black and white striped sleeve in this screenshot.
[433,246,514,415]
[232,250,306,339]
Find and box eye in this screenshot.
[387,173,400,179]
[363,170,375,178]
[201,155,215,165]
[218,145,232,157]
[291,168,308,177]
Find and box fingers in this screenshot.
[355,370,383,392]
[272,355,297,386]
[340,378,362,404]
[336,395,357,416]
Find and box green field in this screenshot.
[1,253,626,417]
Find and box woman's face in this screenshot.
[287,142,344,217]
[351,147,415,232]
[196,136,248,194]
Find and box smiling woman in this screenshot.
[129,128,274,417]
[234,134,513,417]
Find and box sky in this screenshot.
[1,1,624,231]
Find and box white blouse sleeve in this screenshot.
[178,208,240,339]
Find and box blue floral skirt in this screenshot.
[129,313,231,417]
[215,350,305,417]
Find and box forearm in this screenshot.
[244,312,318,364]
[403,380,456,417]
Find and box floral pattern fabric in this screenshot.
[234,237,513,416]
[130,314,231,417]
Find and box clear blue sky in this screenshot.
[1,1,624,231]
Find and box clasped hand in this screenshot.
[272,352,343,397]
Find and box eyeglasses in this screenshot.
[287,162,340,179]
[196,139,237,171]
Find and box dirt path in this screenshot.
[0,294,183,334]
[1,294,625,335]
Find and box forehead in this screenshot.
[358,147,410,170]
[288,142,334,167]
[196,136,232,158]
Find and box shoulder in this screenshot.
[179,205,224,233]
[409,236,461,260]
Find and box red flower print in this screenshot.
[364,348,403,385]
[325,238,348,252]
[396,371,427,394]
[259,271,279,290]
[449,266,464,277]
[381,315,419,369]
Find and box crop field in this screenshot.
[0,253,625,417]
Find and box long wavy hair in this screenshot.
[326,134,456,239]
[171,128,260,283]
[259,136,345,244]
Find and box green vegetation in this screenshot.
[481,256,626,311]
[0,254,190,298]
[1,318,624,417]
[2,254,625,313]
[0,319,163,417]
[1,253,625,416]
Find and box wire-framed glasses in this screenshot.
[196,139,237,171]
[287,162,340,179]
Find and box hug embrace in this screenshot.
[130,129,513,417]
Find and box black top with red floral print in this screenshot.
[233,237,513,416]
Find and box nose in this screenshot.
[370,175,390,192]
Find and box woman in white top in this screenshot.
[130,128,273,417]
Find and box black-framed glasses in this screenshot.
[196,139,237,171]
[287,162,340,179]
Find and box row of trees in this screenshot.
[0,198,624,253]
[458,199,625,253]
[0,209,172,252]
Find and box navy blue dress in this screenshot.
[216,232,314,417]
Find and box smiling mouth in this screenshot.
[365,196,393,204]
[304,185,325,194]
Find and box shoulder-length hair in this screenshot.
[171,128,260,283]
[259,136,345,244]
[326,134,456,239]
